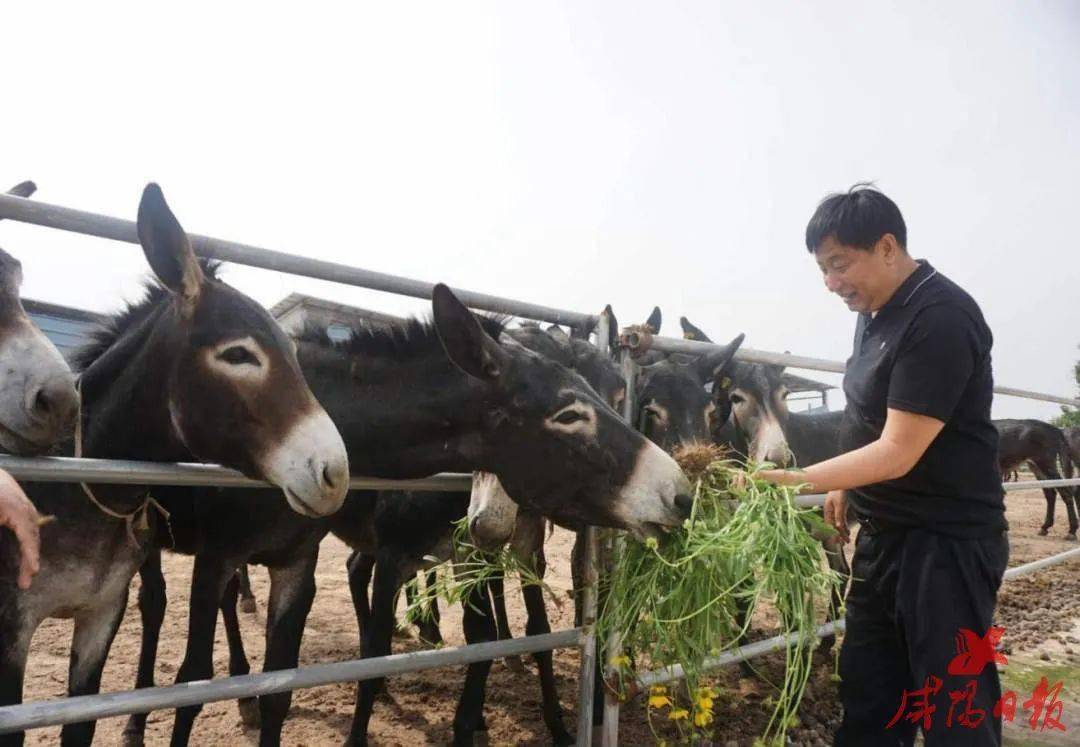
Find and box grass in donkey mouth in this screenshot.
[599,443,841,745]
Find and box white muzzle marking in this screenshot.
[262,408,349,517]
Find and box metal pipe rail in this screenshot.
[0,629,583,733]
[0,455,472,492]
[645,335,1080,407]
[0,193,596,329]
[634,544,1080,691]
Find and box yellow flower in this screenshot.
[645,536,659,550]
[649,685,667,695]
[694,709,714,728]
[609,654,631,669]
[696,695,714,712]
[648,694,673,709]
[668,708,689,721]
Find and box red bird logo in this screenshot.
[948,627,1008,676]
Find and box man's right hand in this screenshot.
[824,489,850,545]
[0,469,43,590]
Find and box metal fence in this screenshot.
[1,189,1078,744]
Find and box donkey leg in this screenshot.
[255,551,320,747]
[0,614,33,747]
[453,583,497,746]
[220,571,259,729]
[169,555,234,747]
[60,590,130,747]
[122,551,168,747]
[522,582,573,745]
[238,564,257,614]
[347,549,403,746]
[1031,462,1059,536]
[488,570,523,673]
[346,550,374,639]
[407,569,443,647]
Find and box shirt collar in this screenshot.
[879,259,937,313]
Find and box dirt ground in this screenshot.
[19,487,1080,745]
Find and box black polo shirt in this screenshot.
[840,260,1006,538]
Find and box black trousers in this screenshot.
[835,526,1009,747]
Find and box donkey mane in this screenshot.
[298,313,510,362]
[72,260,222,373]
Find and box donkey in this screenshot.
[328,320,630,746]
[1066,427,1080,475]
[995,418,1077,539]
[0,184,349,747]
[0,181,80,457]
[123,289,691,747]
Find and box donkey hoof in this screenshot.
[1067,533,1078,542]
[504,654,526,674]
[1038,527,1050,536]
[240,596,257,614]
[238,696,261,728]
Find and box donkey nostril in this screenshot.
[321,464,337,489]
[468,516,481,540]
[34,389,51,415]
[674,493,693,517]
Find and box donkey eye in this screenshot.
[729,393,744,404]
[554,409,585,425]
[217,346,261,366]
[644,406,662,419]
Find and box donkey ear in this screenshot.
[645,306,662,334]
[697,332,745,384]
[432,284,511,381]
[6,181,36,199]
[680,316,713,343]
[137,184,204,307]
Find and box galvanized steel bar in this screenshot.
[0,193,596,328]
[0,629,582,733]
[0,455,472,492]
[574,310,610,746]
[646,335,1080,407]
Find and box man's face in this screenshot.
[814,236,892,313]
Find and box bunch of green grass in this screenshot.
[403,517,552,625]
[599,445,840,745]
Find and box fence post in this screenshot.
[574,309,612,744]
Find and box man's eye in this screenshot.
[554,410,584,425]
[218,346,260,366]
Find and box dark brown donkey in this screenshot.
[0,184,348,747]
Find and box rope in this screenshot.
[74,379,171,548]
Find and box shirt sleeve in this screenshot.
[887,304,978,422]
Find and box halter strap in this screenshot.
[74,378,171,548]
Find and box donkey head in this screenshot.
[468,322,627,548]
[680,316,791,466]
[0,181,80,454]
[131,184,349,516]
[433,286,686,537]
[635,332,744,452]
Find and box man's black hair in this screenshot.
[805,183,907,253]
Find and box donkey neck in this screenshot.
[79,301,191,469]
[301,342,490,478]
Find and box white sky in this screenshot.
[1,1,1077,419]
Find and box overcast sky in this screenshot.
[1,2,1076,419]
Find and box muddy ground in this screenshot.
[19,487,1080,745]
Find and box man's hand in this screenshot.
[824,490,850,544]
[0,469,43,589]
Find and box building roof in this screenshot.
[23,298,108,325]
[268,293,405,327]
[781,372,835,394]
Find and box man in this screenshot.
[759,185,1009,746]
[0,468,42,589]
